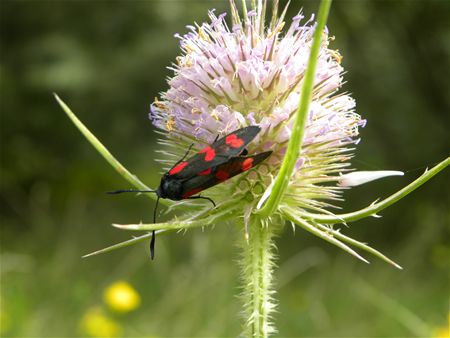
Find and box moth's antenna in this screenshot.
[108,188,159,260]
[107,189,156,194]
[150,196,160,260]
[153,196,160,223]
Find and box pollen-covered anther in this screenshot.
[153,101,167,111]
[198,27,209,41]
[165,118,176,131]
[330,49,343,64]
[210,110,220,120]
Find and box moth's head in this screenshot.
[158,175,183,200]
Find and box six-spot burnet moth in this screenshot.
[109,126,272,259]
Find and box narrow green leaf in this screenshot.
[285,210,370,264]
[282,206,402,269]
[112,220,201,231]
[82,230,172,258]
[54,93,165,204]
[298,157,449,224]
[112,204,239,231]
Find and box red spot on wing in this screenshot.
[198,168,212,176]
[169,161,188,175]
[242,158,254,171]
[199,146,216,161]
[225,134,244,148]
[182,188,202,199]
[215,170,229,181]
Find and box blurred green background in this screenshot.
[1,0,449,337]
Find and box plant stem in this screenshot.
[257,0,332,217]
[239,216,278,337]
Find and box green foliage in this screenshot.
[0,1,448,337]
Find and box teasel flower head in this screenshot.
[145,4,407,334]
[149,6,374,239]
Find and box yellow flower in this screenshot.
[103,281,141,313]
[434,327,450,338]
[80,307,122,338]
[433,313,450,338]
[0,310,10,334]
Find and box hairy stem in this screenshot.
[239,216,278,337]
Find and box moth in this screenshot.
[110,126,272,259]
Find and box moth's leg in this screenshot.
[170,143,194,169]
[187,195,216,207]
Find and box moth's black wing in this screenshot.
[209,126,261,156]
[167,126,262,180]
[180,151,272,198]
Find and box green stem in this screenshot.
[257,0,332,217]
[54,93,164,203]
[298,157,449,224]
[240,216,277,337]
